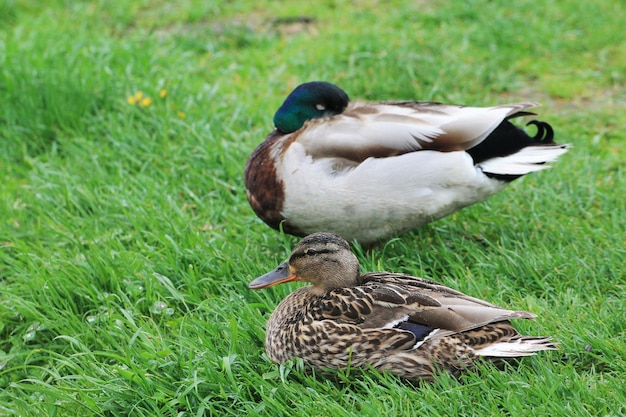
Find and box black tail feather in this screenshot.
[467,119,556,165]
[526,120,555,143]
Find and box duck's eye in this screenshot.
[315,104,326,111]
[304,248,317,256]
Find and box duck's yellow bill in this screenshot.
[249,262,298,289]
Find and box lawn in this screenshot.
[1,0,625,416]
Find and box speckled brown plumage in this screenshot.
[249,232,557,382]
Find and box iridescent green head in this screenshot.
[273,81,350,133]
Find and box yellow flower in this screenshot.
[140,97,152,107]
[128,91,146,106]
[177,111,186,119]
[159,89,167,98]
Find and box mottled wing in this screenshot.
[318,277,440,337]
[361,273,535,332]
[315,287,425,354]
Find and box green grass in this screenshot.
[1,0,625,415]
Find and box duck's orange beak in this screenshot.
[249,262,298,289]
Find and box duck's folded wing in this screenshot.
[296,102,538,162]
[362,273,536,333]
[318,286,416,328]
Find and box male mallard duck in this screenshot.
[244,81,569,244]
[249,232,556,382]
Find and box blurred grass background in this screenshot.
[0,1,624,415]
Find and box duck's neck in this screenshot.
[305,284,332,297]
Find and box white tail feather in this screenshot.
[479,145,570,176]
[474,337,557,358]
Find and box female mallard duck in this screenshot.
[244,81,569,245]
[249,232,556,382]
